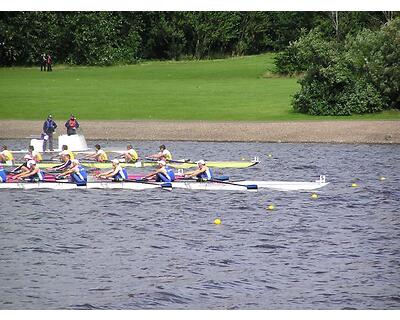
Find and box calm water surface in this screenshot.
[0,140,399,309]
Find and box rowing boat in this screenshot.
[0,176,329,191]
[6,159,260,169]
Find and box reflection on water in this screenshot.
[0,140,399,309]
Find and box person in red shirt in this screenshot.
[65,114,80,136]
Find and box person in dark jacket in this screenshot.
[43,114,57,151]
[47,54,52,72]
[40,53,47,71]
[65,114,80,136]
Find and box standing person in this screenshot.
[40,53,47,71]
[42,114,57,151]
[0,145,14,165]
[65,114,79,136]
[47,54,52,72]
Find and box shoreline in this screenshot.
[0,120,399,144]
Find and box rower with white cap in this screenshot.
[97,159,128,181]
[143,159,175,182]
[12,159,44,182]
[11,154,33,174]
[184,160,213,181]
[57,159,87,185]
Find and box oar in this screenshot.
[127,178,173,191]
[210,178,258,190]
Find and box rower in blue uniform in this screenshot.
[0,165,7,182]
[57,159,87,186]
[12,160,44,182]
[47,151,72,172]
[184,160,213,181]
[144,160,175,182]
[97,159,128,181]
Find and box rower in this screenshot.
[58,145,75,160]
[144,160,175,182]
[48,152,72,172]
[148,144,172,161]
[123,144,139,163]
[97,159,128,181]
[87,144,108,162]
[12,159,44,182]
[57,159,88,185]
[184,160,213,181]
[0,165,6,182]
[12,154,33,174]
[0,145,14,165]
[28,145,42,162]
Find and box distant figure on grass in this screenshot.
[42,114,57,151]
[65,114,79,136]
[148,145,172,161]
[86,144,108,162]
[47,54,52,72]
[0,145,14,165]
[40,53,47,71]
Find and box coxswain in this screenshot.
[28,145,42,162]
[0,145,14,165]
[57,159,87,185]
[12,159,44,182]
[144,160,175,182]
[97,159,128,181]
[123,144,139,163]
[0,165,7,182]
[148,144,172,161]
[184,160,213,181]
[48,152,72,172]
[87,144,108,162]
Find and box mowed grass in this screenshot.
[0,53,399,121]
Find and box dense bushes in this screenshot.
[277,17,399,115]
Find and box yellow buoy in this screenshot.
[268,154,272,158]
[214,218,221,225]
[351,183,358,187]
[380,176,386,181]
[267,204,275,211]
[311,193,318,199]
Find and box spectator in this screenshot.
[43,114,57,151]
[47,54,52,72]
[40,53,47,71]
[65,114,80,136]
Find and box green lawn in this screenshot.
[0,53,399,121]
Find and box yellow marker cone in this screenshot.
[351,183,358,187]
[311,193,318,199]
[380,176,386,181]
[214,218,221,225]
[267,204,275,211]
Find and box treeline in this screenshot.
[275,15,400,115]
[0,11,392,66]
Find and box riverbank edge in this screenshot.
[0,120,399,144]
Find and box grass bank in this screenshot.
[0,53,399,121]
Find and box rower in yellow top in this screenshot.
[144,159,175,182]
[184,160,213,181]
[58,145,75,160]
[87,144,108,162]
[97,159,128,181]
[0,145,14,165]
[12,159,44,182]
[28,145,42,162]
[148,144,172,161]
[123,144,139,163]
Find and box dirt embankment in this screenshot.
[0,120,399,144]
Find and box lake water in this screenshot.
[0,140,399,309]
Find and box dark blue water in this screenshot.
[0,140,399,309]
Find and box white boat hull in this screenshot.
[0,180,329,191]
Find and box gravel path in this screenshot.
[0,120,399,144]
